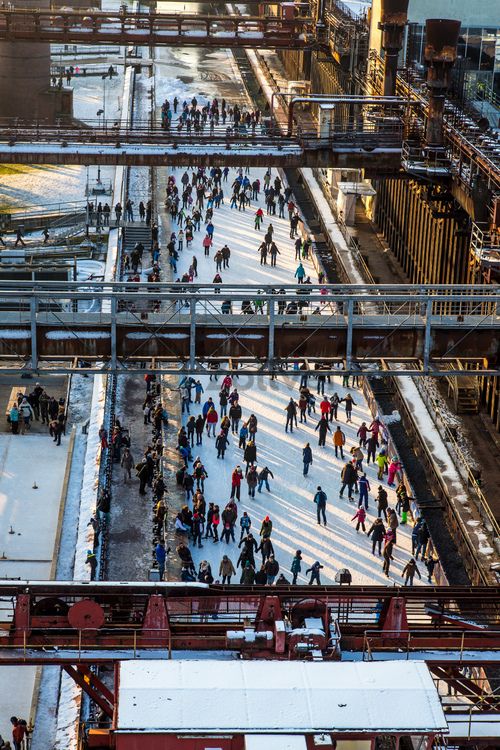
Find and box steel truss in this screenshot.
[0,8,313,48]
[0,282,498,375]
[0,581,498,664]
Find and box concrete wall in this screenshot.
[0,0,51,119]
[369,0,500,55]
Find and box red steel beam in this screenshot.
[63,665,114,717]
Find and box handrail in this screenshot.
[412,374,500,544]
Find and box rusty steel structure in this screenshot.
[423,19,462,151]
[0,7,314,49]
[378,0,409,97]
[0,108,406,170]
[0,282,499,375]
[0,581,498,665]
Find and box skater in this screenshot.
[219,555,236,584]
[247,464,258,498]
[339,461,357,500]
[264,555,279,585]
[357,421,369,447]
[351,506,366,532]
[229,400,242,434]
[257,534,274,563]
[305,560,323,585]
[376,449,388,480]
[382,534,394,578]
[231,465,243,501]
[315,415,331,447]
[376,485,388,521]
[313,486,327,526]
[367,517,385,555]
[333,425,345,459]
[358,472,370,509]
[294,262,306,284]
[387,457,402,486]
[240,511,252,540]
[291,549,302,584]
[285,397,298,432]
[366,433,378,464]
[215,430,230,459]
[302,442,313,476]
[258,466,274,493]
[402,557,421,586]
[205,405,218,437]
[243,440,257,477]
[415,521,430,560]
[424,555,439,583]
[239,421,248,450]
[341,393,356,423]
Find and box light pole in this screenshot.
[101,74,107,129]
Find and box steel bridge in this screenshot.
[0,8,313,49]
[0,282,498,375]
[0,117,404,171]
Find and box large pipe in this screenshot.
[424,18,461,149]
[378,0,409,97]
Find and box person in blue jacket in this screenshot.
[155,541,168,581]
[202,397,214,418]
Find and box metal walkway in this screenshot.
[0,282,498,375]
[0,8,313,49]
[0,121,404,171]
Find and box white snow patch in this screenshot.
[45,331,111,340]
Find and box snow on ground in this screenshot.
[171,165,424,586]
[0,431,69,741]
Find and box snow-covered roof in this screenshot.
[116,660,447,734]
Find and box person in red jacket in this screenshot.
[351,506,366,532]
[11,716,26,750]
[319,397,331,418]
[231,465,243,501]
[205,405,218,437]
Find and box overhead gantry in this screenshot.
[0,282,498,375]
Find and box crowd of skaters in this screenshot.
[164,365,438,586]
[111,161,438,587]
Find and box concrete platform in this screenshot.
[0,432,71,740]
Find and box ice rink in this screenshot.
[171,165,426,586]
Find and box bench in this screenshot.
[5,386,26,419]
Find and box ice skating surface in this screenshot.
[171,165,426,587]
[0,432,69,740]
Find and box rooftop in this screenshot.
[116,660,447,735]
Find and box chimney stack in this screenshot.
[378,0,409,97]
[424,18,461,149]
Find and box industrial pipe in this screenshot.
[378,0,409,97]
[424,18,461,149]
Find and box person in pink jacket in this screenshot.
[205,405,218,437]
[387,458,402,487]
[351,506,366,532]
